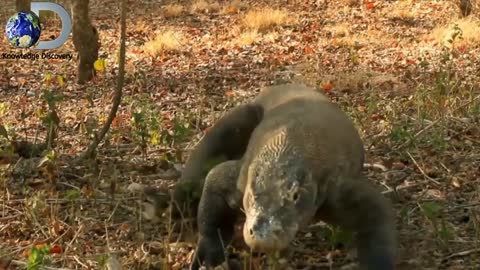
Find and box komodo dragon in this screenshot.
[185,84,397,270]
[163,83,340,217]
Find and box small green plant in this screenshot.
[317,225,354,251]
[0,111,18,160]
[420,201,453,247]
[81,116,99,140]
[390,122,414,145]
[39,87,62,149]
[428,130,448,153]
[27,244,51,270]
[161,115,192,146]
[65,189,81,223]
[329,226,354,250]
[132,111,149,154]
[96,254,109,269]
[129,95,162,156]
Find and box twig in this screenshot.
[406,151,441,185]
[363,162,388,172]
[58,181,81,190]
[61,224,84,257]
[72,255,90,269]
[0,213,23,221]
[381,182,422,195]
[444,248,480,260]
[27,208,49,239]
[447,202,480,211]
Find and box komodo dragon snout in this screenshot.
[242,154,319,252]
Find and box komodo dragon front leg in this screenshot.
[190,160,244,270]
[145,104,263,220]
[175,104,263,204]
[318,176,396,270]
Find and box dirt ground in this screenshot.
[0,0,479,269]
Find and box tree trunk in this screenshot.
[71,0,100,84]
[459,0,473,17]
[16,0,31,12]
[79,0,127,160]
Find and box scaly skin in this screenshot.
[190,84,396,270]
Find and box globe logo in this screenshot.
[5,11,42,49]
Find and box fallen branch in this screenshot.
[407,151,441,185]
[363,162,388,172]
[444,248,480,260]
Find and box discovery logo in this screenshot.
[3,2,73,60]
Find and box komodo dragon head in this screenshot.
[241,128,320,252]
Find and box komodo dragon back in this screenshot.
[252,83,330,111]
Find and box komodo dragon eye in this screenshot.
[287,181,300,203]
[289,169,309,203]
[292,192,299,202]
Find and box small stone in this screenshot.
[127,182,144,192]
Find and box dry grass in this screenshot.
[236,30,260,45]
[143,30,184,56]
[325,23,350,38]
[383,0,419,21]
[162,4,184,18]
[132,20,151,34]
[431,17,480,48]
[242,7,293,32]
[340,0,360,7]
[329,29,390,49]
[221,6,239,15]
[190,0,220,13]
[263,31,279,43]
[232,27,279,46]
[220,0,247,14]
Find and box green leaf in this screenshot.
[132,112,145,125]
[0,124,8,139]
[327,226,354,248]
[65,189,81,201]
[438,220,453,241]
[27,244,50,270]
[420,201,443,220]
